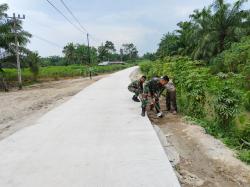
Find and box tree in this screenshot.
[0,3,31,89]
[62,43,76,65]
[190,0,249,60]
[121,43,138,61]
[25,51,40,81]
[142,52,156,61]
[156,33,180,59]
[97,41,116,61]
[157,0,250,62]
[0,3,31,65]
[63,43,97,65]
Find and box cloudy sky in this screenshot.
[2,0,250,57]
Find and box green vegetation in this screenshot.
[0,3,139,89]
[155,0,250,62]
[4,64,133,84]
[140,55,250,164]
[140,0,250,164]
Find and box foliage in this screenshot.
[25,52,40,80]
[3,64,133,84]
[121,43,138,61]
[142,52,156,61]
[97,41,116,62]
[140,57,250,164]
[214,86,241,127]
[238,150,250,164]
[0,3,31,69]
[156,0,250,61]
[156,33,179,59]
[40,56,66,67]
[62,43,97,65]
[211,36,250,74]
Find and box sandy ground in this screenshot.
[130,68,250,187]
[149,110,250,187]
[0,75,106,140]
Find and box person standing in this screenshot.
[128,76,146,102]
[165,79,177,114]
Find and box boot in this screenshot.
[132,95,140,102]
[141,107,146,117]
[157,112,163,118]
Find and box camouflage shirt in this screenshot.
[144,77,165,96]
[128,80,143,94]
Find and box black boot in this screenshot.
[132,95,140,102]
[141,107,146,117]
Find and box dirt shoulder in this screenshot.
[0,75,107,140]
[148,101,250,187]
[130,68,250,186]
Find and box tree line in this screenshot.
[0,3,139,89]
[141,0,250,164]
[62,41,138,66]
[152,0,250,64]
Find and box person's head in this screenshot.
[159,75,169,85]
[140,75,146,83]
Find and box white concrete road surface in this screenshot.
[0,67,180,187]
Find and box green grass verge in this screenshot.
[3,64,134,84]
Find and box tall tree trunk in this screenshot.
[219,31,226,53]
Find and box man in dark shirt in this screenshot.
[141,76,169,117]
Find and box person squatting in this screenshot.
[128,75,177,118]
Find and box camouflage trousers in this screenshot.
[141,92,161,113]
[128,87,141,97]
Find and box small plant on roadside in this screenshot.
[25,52,40,81]
[214,86,241,128]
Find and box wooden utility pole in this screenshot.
[5,13,25,90]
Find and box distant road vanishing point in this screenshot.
[0,67,180,187]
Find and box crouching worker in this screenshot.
[141,76,169,117]
[165,79,177,114]
[128,76,146,102]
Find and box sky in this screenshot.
[2,0,250,57]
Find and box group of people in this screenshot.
[128,75,177,117]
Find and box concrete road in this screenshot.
[0,67,180,187]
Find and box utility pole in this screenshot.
[5,13,25,90]
[120,48,123,62]
[86,33,92,79]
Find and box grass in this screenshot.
[140,59,250,165]
[3,64,133,85]
[184,116,250,165]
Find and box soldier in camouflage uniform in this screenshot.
[141,76,169,117]
[128,76,146,102]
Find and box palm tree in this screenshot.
[189,0,249,60]
[25,51,40,81]
[0,3,31,64]
[62,43,76,65]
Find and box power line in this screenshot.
[60,0,88,33]
[32,34,62,49]
[46,0,84,34]
[46,0,103,46]
[59,0,102,43]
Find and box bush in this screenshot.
[214,86,241,127]
[140,56,249,164]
